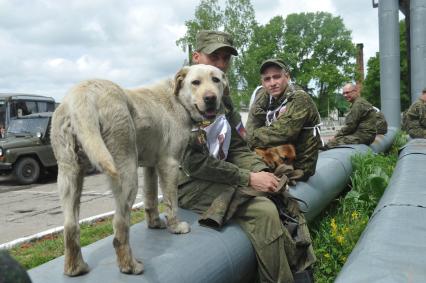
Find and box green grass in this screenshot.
[9,207,149,270]
[311,131,408,282]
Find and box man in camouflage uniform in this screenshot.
[404,88,426,138]
[178,31,315,283]
[246,59,321,181]
[325,83,377,148]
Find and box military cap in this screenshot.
[195,30,238,56]
[260,58,290,74]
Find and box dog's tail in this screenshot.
[68,82,119,179]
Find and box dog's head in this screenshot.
[255,144,296,170]
[174,64,227,123]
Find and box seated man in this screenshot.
[178,31,315,283]
[405,88,426,138]
[246,59,322,182]
[325,83,377,148]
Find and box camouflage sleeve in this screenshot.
[249,91,308,148]
[337,100,364,136]
[406,102,426,138]
[376,112,388,135]
[246,89,268,147]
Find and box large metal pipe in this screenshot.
[28,131,396,283]
[336,139,426,283]
[410,0,426,101]
[291,128,397,221]
[378,0,401,128]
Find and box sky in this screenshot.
[0,0,386,102]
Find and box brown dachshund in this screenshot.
[255,144,296,170]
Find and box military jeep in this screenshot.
[0,112,57,184]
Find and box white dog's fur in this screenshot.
[51,64,226,276]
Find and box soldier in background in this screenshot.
[404,88,426,138]
[246,58,321,181]
[325,83,377,148]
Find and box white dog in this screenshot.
[51,64,227,276]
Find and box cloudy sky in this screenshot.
[0,0,387,102]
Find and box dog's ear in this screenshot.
[222,73,230,96]
[174,66,190,96]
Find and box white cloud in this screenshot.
[0,0,384,102]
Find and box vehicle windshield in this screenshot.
[7,117,49,136]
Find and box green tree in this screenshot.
[361,53,380,107]
[175,0,223,60]
[241,12,356,116]
[362,20,410,111]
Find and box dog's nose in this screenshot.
[203,94,217,104]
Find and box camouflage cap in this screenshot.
[260,58,290,74]
[195,30,238,56]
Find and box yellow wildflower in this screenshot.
[324,253,331,259]
[336,235,345,245]
[330,218,337,231]
[351,211,359,220]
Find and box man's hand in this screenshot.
[249,171,280,193]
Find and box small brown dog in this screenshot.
[255,144,296,170]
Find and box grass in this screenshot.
[310,131,408,282]
[9,207,151,270]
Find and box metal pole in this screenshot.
[410,0,426,101]
[378,0,401,128]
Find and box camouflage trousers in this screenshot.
[178,180,315,283]
[326,133,375,148]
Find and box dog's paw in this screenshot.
[168,221,191,234]
[147,216,166,229]
[64,260,90,277]
[119,258,144,275]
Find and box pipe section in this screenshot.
[410,0,426,101]
[378,0,401,128]
[336,138,426,283]
[28,132,396,283]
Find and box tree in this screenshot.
[362,20,410,111]
[175,0,223,61]
[361,53,380,107]
[241,12,356,116]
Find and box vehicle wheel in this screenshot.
[14,157,40,185]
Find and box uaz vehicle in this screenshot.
[0,112,56,184]
[0,93,55,130]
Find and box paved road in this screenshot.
[0,169,145,245]
[0,112,337,245]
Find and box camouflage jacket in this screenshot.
[178,95,268,188]
[335,96,377,143]
[376,110,388,135]
[246,85,321,178]
[405,99,426,138]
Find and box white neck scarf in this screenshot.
[202,114,231,160]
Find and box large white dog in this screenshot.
[51,64,227,276]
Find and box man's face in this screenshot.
[261,66,289,98]
[192,48,232,72]
[342,85,358,103]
